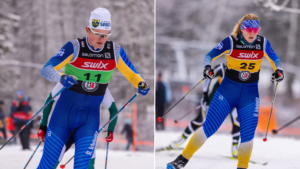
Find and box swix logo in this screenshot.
[82,61,108,69]
[238,52,259,59]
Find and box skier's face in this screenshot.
[86,27,111,49]
[241,29,258,44]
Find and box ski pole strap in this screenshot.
[160,78,205,119]
[24,141,42,169]
[0,87,66,150]
[105,142,109,169]
[264,83,278,139]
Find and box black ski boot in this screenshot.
[166,154,189,169]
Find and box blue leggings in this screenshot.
[37,89,103,169]
[203,76,259,143]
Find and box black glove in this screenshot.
[200,92,209,107]
[271,69,284,83]
[203,65,214,79]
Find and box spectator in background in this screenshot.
[6,116,16,144]
[10,90,31,150]
[120,113,134,151]
[0,100,7,140]
[24,97,33,134]
[156,73,172,130]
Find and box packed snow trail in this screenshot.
[155,131,300,169]
[0,145,154,169]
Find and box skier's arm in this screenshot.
[115,45,144,88]
[264,38,282,71]
[203,37,231,67]
[41,41,76,82]
[103,88,118,133]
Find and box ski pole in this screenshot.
[60,156,74,169]
[105,142,109,169]
[158,78,205,121]
[272,115,300,134]
[174,105,201,123]
[0,87,65,150]
[60,93,139,168]
[263,83,279,142]
[24,141,42,169]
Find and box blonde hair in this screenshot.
[232,14,260,38]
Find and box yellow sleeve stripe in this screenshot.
[211,50,230,64]
[218,77,222,84]
[264,53,276,71]
[54,54,73,71]
[116,55,143,88]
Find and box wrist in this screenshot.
[39,125,48,132]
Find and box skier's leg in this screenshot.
[37,92,73,169]
[88,150,96,169]
[182,91,236,160]
[230,108,240,157]
[54,131,75,168]
[37,126,71,169]
[184,107,205,137]
[236,83,259,169]
[169,108,205,149]
[73,107,100,169]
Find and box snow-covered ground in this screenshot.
[155,131,300,169]
[0,145,154,169]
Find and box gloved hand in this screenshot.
[105,130,113,142]
[60,75,78,88]
[138,81,150,96]
[37,125,47,142]
[271,69,284,83]
[203,65,214,79]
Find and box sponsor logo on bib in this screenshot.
[82,61,108,69]
[239,71,251,81]
[82,81,99,92]
[238,52,259,59]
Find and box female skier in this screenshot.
[167,14,284,169]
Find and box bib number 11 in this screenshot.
[84,73,101,82]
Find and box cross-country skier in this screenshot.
[37,8,150,169]
[37,83,118,169]
[158,63,241,157]
[167,14,283,169]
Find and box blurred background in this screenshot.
[0,0,154,168]
[156,0,300,168]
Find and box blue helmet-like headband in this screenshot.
[240,20,260,29]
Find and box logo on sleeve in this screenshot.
[54,49,65,57]
[215,42,223,50]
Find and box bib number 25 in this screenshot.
[240,63,255,70]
